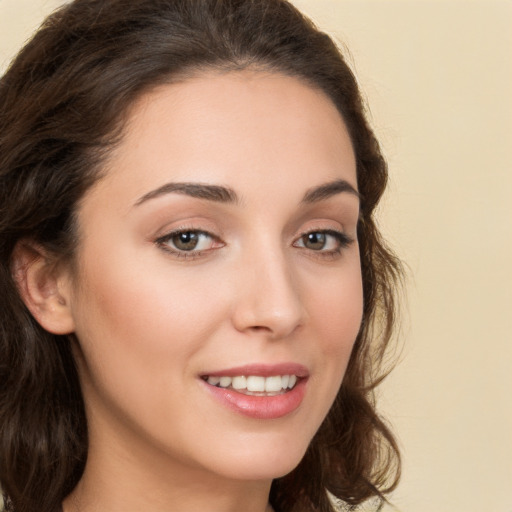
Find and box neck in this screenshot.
[64,470,274,512]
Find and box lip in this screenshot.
[200,363,309,419]
[201,362,309,378]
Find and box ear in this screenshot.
[11,240,75,335]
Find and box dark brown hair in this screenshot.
[0,1,402,511]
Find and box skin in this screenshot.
[52,70,363,512]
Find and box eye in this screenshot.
[156,229,221,255]
[294,230,353,253]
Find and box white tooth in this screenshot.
[246,376,265,392]
[207,376,221,386]
[219,376,232,388]
[288,375,297,389]
[265,376,283,392]
[232,376,247,390]
[281,375,290,389]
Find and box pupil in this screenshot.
[174,232,198,251]
[305,232,326,250]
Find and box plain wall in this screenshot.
[1,1,511,511]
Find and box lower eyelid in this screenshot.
[156,227,352,256]
[294,230,354,253]
[156,229,218,250]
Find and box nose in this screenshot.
[230,245,305,340]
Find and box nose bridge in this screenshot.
[231,234,304,338]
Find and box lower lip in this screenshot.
[202,379,307,419]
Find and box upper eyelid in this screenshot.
[297,227,345,236]
[155,229,223,259]
[295,227,352,241]
[155,226,350,242]
[155,224,219,240]
[295,229,353,243]
[156,228,219,245]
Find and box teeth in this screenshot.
[265,375,283,392]
[206,374,299,393]
[219,376,232,388]
[232,376,247,390]
[208,376,221,386]
[247,376,265,392]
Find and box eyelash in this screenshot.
[155,228,222,260]
[293,229,354,259]
[155,228,354,260]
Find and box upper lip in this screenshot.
[201,363,309,378]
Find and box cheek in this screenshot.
[309,262,363,355]
[73,254,193,392]
[304,257,363,419]
[290,259,362,444]
[69,255,228,447]
[70,249,253,433]
[74,243,218,346]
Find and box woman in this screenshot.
[0,1,402,511]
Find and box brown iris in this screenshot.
[172,232,200,251]
[302,232,327,250]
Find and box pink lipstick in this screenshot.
[200,363,308,419]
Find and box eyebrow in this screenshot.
[134,178,359,207]
[301,179,360,203]
[134,182,239,206]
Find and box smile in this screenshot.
[203,374,298,395]
[200,363,308,418]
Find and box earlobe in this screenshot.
[11,241,76,335]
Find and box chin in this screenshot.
[200,434,311,482]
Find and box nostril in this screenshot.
[250,325,270,331]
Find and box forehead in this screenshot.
[88,70,357,210]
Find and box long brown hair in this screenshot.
[0,1,402,511]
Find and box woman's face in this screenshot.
[67,70,362,483]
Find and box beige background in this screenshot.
[1,1,511,511]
